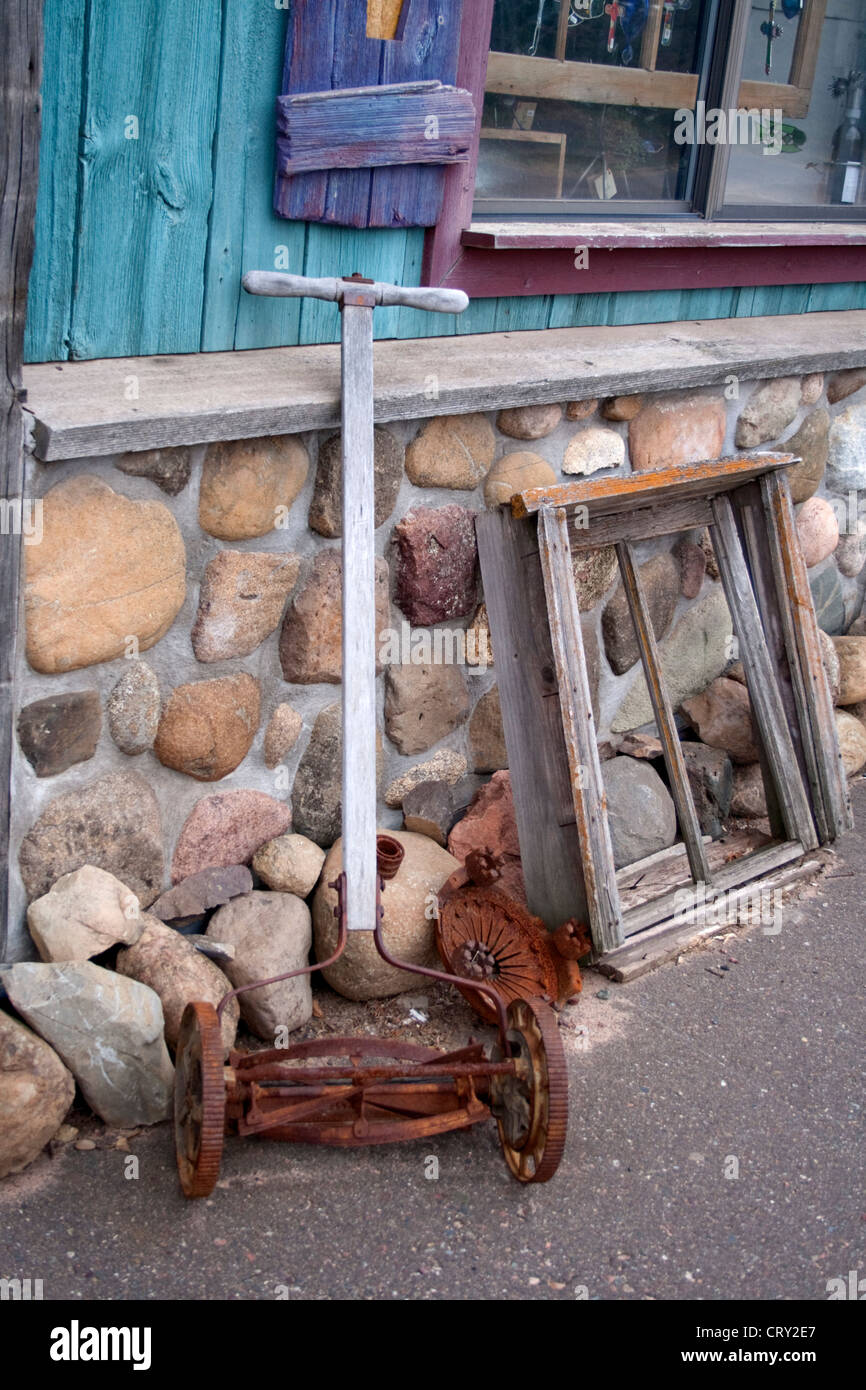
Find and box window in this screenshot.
[473,0,866,219]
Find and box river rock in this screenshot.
[252,834,325,897]
[393,506,478,625]
[629,394,725,472]
[831,636,866,704]
[151,864,253,922]
[827,367,866,404]
[573,545,618,610]
[810,565,845,635]
[735,377,802,447]
[107,661,160,755]
[207,891,313,1039]
[292,702,383,846]
[834,524,866,579]
[0,1012,75,1179]
[115,445,192,496]
[612,589,732,732]
[602,552,679,674]
[566,399,598,420]
[18,771,163,905]
[402,781,455,846]
[263,703,303,768]
[800,374,824,405]
[681,676,759,763]
[835,709,866,775]
[730,763,767,818]
[0,962,174,1127]
[601,757,676,869]
[497,404,562,440]
[24,475,185,674]
[469,685,508,772]
[602,395,643,421]
[191,551,300,662]
[483,452,556,508]
[313,831,458,999]
[563,427,625,476]
[154,672,260,780]
[407,413,495,488]
[680,742,733,838]
[448,770,525,905]
[310,427,404,535]
[199,435,309,540]
[384,750,468,808]
[26,865,143,963]
[279,550,390,683]
[827,402,866,492]
[384,663,469,755]
[17,690,101,777]
[783,409,830,503]
[116,916,238,1054]
[171,790,291,882]
[796,497,839,568]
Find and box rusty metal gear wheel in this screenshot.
[436,886,560,1023]
[174,1001,225,1199]
[490,997,568,1184]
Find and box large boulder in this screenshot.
[18,771,164,906]
[681,677,760,764]
[24,475,185,674]
[0,1012,75,1179]
[313,831,459,1000]
[116,916,238,1054]
[171,790,292,882]
[0,962,174,1127]
[601,756,677,869]
[26,865,143,963]
[207,892,313,1040]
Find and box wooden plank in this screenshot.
[538,507,623,953]
[1,0,44,958]
[367,0,408,41]
[298,225,412,345]
[276,83,475,175]
[566,498,714,552]
[475,509,590,930]
[601,856,824,982]
[709,494,819,852]
[340,299,378,934]
[789,0,828,104]
[513,453,796,520]
[639,0,665,72]
[23,0,85,363]
[622,839,806,937]
[461,221,866,251]
[23,311,866,461]
[201,0,306,353]
[66,0,222,359]
[616,541,712,886]
[761,470,853,839]
[485,50,698,110]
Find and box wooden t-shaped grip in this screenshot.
[243,270,468,315]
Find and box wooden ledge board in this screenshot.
[22,310,866,461]
[512,453,795,519]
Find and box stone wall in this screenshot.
[10,365,866,960]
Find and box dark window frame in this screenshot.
[422,0,866,296]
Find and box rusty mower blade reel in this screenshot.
[174,1001,226,1199]
[491,997,569,1183]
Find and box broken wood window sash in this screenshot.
[478,452,847,961]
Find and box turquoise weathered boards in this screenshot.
[275,0,469,228]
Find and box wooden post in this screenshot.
[1,0,44,960]
[340,293,379,933]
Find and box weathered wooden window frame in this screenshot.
[475,455,851,965]
[423,0,866,296]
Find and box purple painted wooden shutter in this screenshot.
[274,0,473,229]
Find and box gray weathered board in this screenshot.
[478,454,848,964]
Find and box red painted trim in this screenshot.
[437,244,866,298]
[422,0,495,286]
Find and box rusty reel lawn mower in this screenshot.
[173,272,569,1198]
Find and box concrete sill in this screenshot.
[23,310,866,462]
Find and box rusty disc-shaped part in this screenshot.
[174,1001,225,1199]
[436,886,560,1023]
[491,997,568,1184]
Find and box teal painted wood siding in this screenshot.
[24,1,866,364]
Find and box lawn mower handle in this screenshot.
[243,270,468,315]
